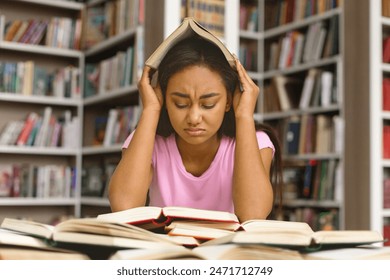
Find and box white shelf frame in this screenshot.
[369,0,384,233]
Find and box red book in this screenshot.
[384,125,390,159]
[16,112,39,146]
[384,78,390,111]
[383,37,390,63]
[384,178,390,208]
[384,224,390,246]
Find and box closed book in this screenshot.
[16,112,39,146]
[4,20,23,41]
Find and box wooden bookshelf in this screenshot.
[79,0,145,216]
[244,0,345,230]
[0,0,84,224]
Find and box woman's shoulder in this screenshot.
[255,130,275,153]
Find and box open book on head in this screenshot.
[145,17,235,70]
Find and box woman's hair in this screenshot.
[156,36,238,138]
[255,122,283,219]
[154,35,283,217]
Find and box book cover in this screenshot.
[145,17,235,71]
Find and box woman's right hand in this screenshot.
[137,66,163,112]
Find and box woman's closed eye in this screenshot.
[201,103,216,109]
[174,103,189,109]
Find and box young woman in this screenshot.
[108,36,282,222]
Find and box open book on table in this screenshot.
[109,243,303,260]
[0,228,89,260]
[97,206,240,231]
[97,206,385,247]
[201,219,385,251]
[0,217,180,259]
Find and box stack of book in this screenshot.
[0,206,387,260]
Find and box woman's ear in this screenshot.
[225,93,232,112]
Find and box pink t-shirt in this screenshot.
[122,131,275,213]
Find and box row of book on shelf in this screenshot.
[0,205,388,260]
[0,163,76,199]
[384,125,390,159]
[281,207,339,231]
[85,45,136,97]
[0,61,80,99]
[1,16,82,50]
[0,107,80,149]
[264,0,342,30]
[263,68,337,113]
[384,0,390,17]
[93,105,140,147]
[84,0,144,49]
[239,1,258,32]
[280,114,343,156]
[282,158,341,202]
[180,0,225,38]
[382,78,390,111]
[239,39,258,72]
[383,177,390,209]
[265,15,339,72]
[82,159,118,198]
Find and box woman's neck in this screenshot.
[175,134,221,176]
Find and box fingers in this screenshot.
[234,57,259,95]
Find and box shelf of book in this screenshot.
[83,85,138,106]
[0,0,84,221]
[0,197,78,206]
[258,104,340,120]
[0,146,80,156]
[263,7,341,38]
[84,28,139,57]
[262,56,341,79]
[79,0,145,214]
[282,153,341,161]
[282,199,341,209]
[0,93,81,106]
[368,0,390,242]
[15,0,84,10]
[82,144,122,155]
[81,197,110,207]
[0,42,83,58]
[245,0,344,230]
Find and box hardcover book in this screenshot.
[97,206,240,231]
[0,217,179,259]
[145,17,235,70]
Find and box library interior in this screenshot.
[1,0,390,260]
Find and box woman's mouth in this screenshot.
[184,128,205,136]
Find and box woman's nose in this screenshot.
[187,105,202,126]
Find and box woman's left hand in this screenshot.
[232,57,259,119]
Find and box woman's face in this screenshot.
[165,65,231,146]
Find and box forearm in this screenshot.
[233,116,274,222]
[109,108,160,211]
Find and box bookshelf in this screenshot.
[0,0,84,223]
[368,0,390,243]
[79,0,145,216]
[243,0,345,230]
